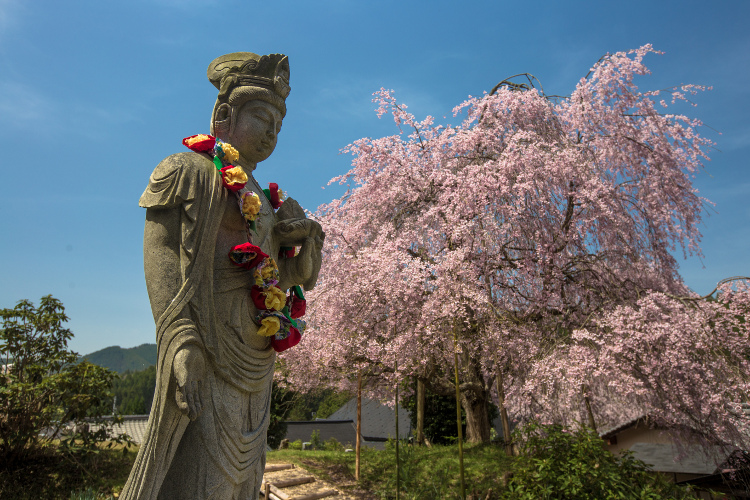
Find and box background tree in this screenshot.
[521,280,750,449]
[0,296,127,463]
[282,45,750,447]
[112,365,157,415]
[267,380,296,449]
[401,381,480,445]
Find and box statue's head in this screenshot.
[207,52,290,164]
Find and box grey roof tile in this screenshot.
[327,398,411,440]
[628,442,731,475]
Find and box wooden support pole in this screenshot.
[356,370,362,481]
[493,351,512,455]
[416,378,425,445]
[395,358,400,500]
[453,329,466,500]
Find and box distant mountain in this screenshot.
[82,344,157,373]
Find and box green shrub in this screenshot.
[310,429,322,450]
[324,437,344,451]
[0,296,130,463]
[502,422,696,499]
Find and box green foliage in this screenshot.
[316,390,353,419]
[502,422,696,499]
[0,296,129,463]
[285,387,352,421]
[82,343,157,374]
[310,429,322,449]
[270,442,513,499]
[111,365,156,415]
[400,382,505,445]
[268,380,295,449]
[0,445,135,500]
[324,437,344,452]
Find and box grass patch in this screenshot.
[269,441,513,499]
[0,444,137,500]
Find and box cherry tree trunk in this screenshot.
[416,378,425,445]
[461,392,492,444]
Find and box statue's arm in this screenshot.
[144,207,181,322]
[144,205,206,421]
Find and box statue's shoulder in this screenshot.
[140,152,217,209]
[152,151,215,180]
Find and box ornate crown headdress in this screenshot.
[207,52,290,117]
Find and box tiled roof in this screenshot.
[599,415,650,440]
[327,398,412,440]
[628,442,731,475]
[89,415,150,445]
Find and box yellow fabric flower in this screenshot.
[223,166,248,187]
[257,316,280,337]
[264,286,286,311]
[242,192,262,220]
[261,258,279,280]
[254,257,279,286]
[253,270,264,287]
[185,134,213,147]
[222,142,240,163]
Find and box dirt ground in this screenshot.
[263,461,376,500]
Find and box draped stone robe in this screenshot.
[121,151,279,500]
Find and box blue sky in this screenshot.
[1,0,748,355]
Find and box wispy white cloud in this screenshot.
[0,79,146,138]
[0,0,21,34]
[720,127,750,152]
[303,76,384,122]
[136,0,221,10]
[0,80,55,127]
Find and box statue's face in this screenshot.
[228,100,283,164]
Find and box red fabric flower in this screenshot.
[250,286,267,310]
[251,285,285,311]
[182,134,216,152]
[228,243,268,269]
[288,294,306,319]
[221,166,248,192]
[268,182,283,209]
[271,327,301,352]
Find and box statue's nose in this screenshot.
[266,128,275,139]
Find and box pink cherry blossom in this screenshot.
[280,46,748,447]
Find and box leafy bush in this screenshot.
[502,422,696,499]
[0,296,129,463]
[310,429,322,449]
[324,437,345,451]
[268,380,295,449]
[111,365,156,415]
[401,383,464,445]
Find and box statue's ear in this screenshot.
[213,103,232,137]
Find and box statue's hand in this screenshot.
[274,198,325,290]
[275,219,325,290]
[173,344,206,421]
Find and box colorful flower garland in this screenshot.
[183,134,306,352]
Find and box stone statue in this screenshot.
[120,52,324,500]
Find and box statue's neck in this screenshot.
[237,154,257,174]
